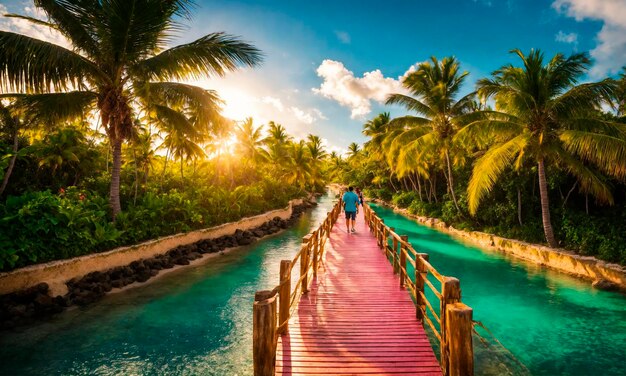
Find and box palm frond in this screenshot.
[550,144,614,205]
[467,134,528,214]
[31,0,101,59]
[3,13,58,29]
[559,130,626,179]
[0,31,103,92]
[385,94,433,117]
[134,32,263,81]
[455,118,523,149]
[3,91,97,125]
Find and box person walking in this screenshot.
[342,186,360,233]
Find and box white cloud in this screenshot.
[312,60,409,119]
[553,0,626,77]
[0,4,71,49]
[290,106,326,124]
[261,96,284,112]
[555,30,578,44]
[334,30,351,44]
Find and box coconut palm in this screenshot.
[362,112,391,153]
[284,140,312,188]
[385,56,475,211]
[347,142,360,158]
[0,0,262,217]
[234,118,266,164]
[307,134,327,189]
[458,49,625,247]
[0,101,21,196]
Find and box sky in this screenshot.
[1,0,626,154]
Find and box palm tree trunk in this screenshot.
[133,148,138,205]
[537,159,557,247]
[110,138,123,219]
[445,150,460,212]
[517,188,523,226]
[162,148,170,178]
[416,175,423,201]
[389,171,398,192]
[408,174,418,191]
[0,129,19,196]
[180,157,185,192]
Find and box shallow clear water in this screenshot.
[371,203,626,376]
[1,196,624,376]
[0,194,336,376]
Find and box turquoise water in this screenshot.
[371,203,626,376]
[0,194,336,376]
[1,196,624,376]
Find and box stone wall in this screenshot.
[374,200,626,291]
[0,197,307,297]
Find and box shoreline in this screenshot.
[0,196,316,330]
[371,199,626,292]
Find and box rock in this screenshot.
[269,226,279,234]
[54,295,70,307]
[592,279,619,291]
[135,272,151,283]
[187,252,201,260]
[253,230,265,238]
[238,237,254,246]
[111,279,125,289]
[8,304,27,318]
[174,258,190,266]
[33,294,54,309]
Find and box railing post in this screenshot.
[301,235,312,293]
[441,277,461,375]
[253,290,277,376]
[399,235,408,287]
[278,260,291,335]
[446,303,474,376]
[392,231,399,274]
[312,231,319,278]
[415,253,429,322]
[378,219,384,247]
[388,227,395,259]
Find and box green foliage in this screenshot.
[0,176,304,271]
[559,210,626,264]
[392,191,418,208]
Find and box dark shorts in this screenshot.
[345,211,356,220]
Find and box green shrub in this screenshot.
[392,191,418,208]
[0,177,305,271]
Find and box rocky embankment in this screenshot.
[0,200,315,330]
[372,199,626,292]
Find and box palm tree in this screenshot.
[0,101,21,196]
[306,134,327,189]
[234,118,266,164]
[459,49,625,247]
[347,142,360,158]
[284,140,312,189]
[363,112,391,152]
[0,0,262,218]
[385,56,475,211]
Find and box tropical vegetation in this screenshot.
[337,50,626,265]
[0,1,331,271]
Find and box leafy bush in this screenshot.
[392,191,418,208]
[0,178,305,271]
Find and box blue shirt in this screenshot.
[342,191,359,212]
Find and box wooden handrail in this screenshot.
[253,198,342,376]
[362,202,474,376]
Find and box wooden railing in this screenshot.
[363,203,474,376]
[252,199,342,376]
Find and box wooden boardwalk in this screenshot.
[275,210,442,375]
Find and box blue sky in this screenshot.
[1,0,625,153]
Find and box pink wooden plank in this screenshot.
[276,210,441,375]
